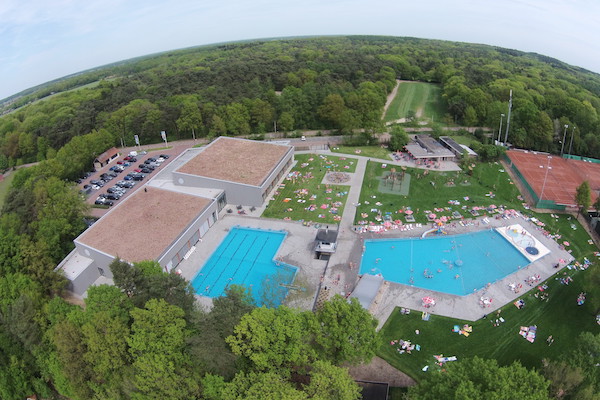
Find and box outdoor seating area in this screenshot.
[452,324,473,337]
[390,339,421,355]
[519,325,537,343]
[263,154,356,224]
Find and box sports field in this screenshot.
[383,82,446,123]
[506,150,600,207]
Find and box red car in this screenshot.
[133,168,142,173]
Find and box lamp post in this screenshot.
[497,114,505,144]
[560,124,568,156]
[568,126,576,155]
[539,156,552,202]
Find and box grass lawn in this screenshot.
[0,172,16,212]
[356,161,524,225]
[261,154,357,225]
[331,145,391,160]
[384,82,446,123]
[378,252,597,381]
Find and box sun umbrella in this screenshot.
[440,216,448,222]
[429,213,437,219]
[422,296,436,306]
[489,204,497,209]
[405,210,413,215]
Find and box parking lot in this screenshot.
[78,146,184,218]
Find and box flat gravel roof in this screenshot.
[77,187,211,263]
[176,137,290,186]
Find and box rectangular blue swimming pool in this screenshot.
[360,229,531,295]
[191,226,297,306]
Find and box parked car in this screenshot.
[116,180,135,188]
[95,197,114,206]
[132,175,145,181]
[107,187,126,194]
[128,157,137,162]
[141,168,152,174]
[159,154,170,159]
[124,175,134,181]
[90,180,104,187]
[103,193,120,201]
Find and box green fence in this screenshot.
[563,154,600,164]
[503,154,566,211]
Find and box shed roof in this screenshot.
[77,187,212,263]
[95,147,120,162]
[176,137,291,186]
[315,228,338,243]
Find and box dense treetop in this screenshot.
[1,35,600,171]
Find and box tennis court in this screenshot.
[506,150,600,207]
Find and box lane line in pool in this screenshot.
[237,236,270,287]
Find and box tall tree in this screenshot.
[189,285,255,378]
[226,306,316,371]
[304,360,362,400]
[408,357,550,400]
[575,181,591,217]
[313,295,379,365]
[128,299,199,399]
[176,99,203,140]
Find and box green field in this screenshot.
[356,161,523,225]
[261,154,357,225]
[384,82,446,123]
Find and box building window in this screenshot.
[217,193,227,211]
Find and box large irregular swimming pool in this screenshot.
[191,226,297,306]
[360,229,532,295]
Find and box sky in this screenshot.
[1,0,599,100]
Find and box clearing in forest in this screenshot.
[383,81,446,123]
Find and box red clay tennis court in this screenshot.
[506,150,600,207]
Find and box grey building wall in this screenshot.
[73,242,117,279]
[69,262,100,296]
[173,173,263,206]
[159,199,220,271]
[172,147,294,207]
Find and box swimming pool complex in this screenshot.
[191,226,297,306]
[360,229,533,295]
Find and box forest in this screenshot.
[1,36,600,399]
[2,36,600,171]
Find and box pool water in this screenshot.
[360,229,531,295]
[191,227,297,306]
